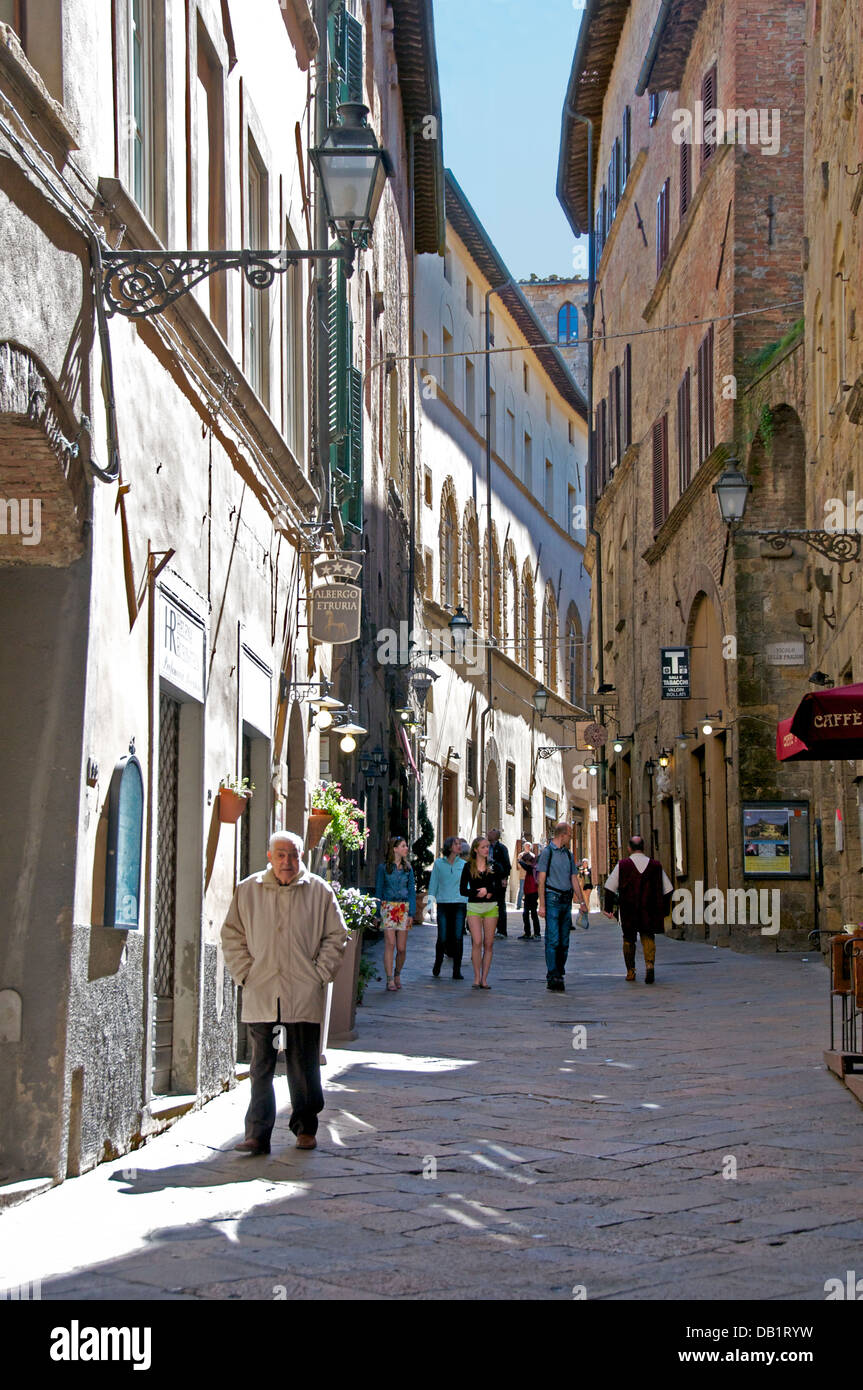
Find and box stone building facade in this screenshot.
[519,276,590,399]
[0,0,437,1185]
[413,172,593,884]
[558,0,815,947]
[799,0,863,934]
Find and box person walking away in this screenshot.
[603,834,673,983]
[460,836,501,989]
[488,828,512,937]
[375,836,416,990]
[428,837,468,980]
[221,831,350,1154]
[536,822,589,992]
[518,849,541,939]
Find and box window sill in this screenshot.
[0,24,79,152]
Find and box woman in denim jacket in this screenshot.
[375,836,416,991]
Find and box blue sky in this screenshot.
[433,0,588,281]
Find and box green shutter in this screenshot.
[343,364,363,530]
[328,4,363,121]
[345,13,363,102]
[328,256,349,478]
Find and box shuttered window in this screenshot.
[697,325,715,464]
[680,137,691,220]
[677,369,692,494]
[701,64,718,171]
[622,106,631,190]
[328,3,363,121]
[656,178,670,276]
[609,365,621,470]
[622,343,632,451]
[652,414,669,532]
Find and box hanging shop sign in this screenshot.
[104,753,144,929]
[661,646,691,699]
[309,583,362,644]
[742,800,810,879]
[157,584,206,702]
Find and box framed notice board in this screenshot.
[742,800,810,879]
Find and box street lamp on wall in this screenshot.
[102,106,391,317]
[533,685,551,717]
[713,447,861,566]
[447,606,471,663]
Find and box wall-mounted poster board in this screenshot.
[105,754,144,928]
[742,801,810,879]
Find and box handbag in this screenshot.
[575,907,590,931]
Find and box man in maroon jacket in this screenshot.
[603,835,672,983]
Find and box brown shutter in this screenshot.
[677,369,691,492]
[701,64,717,170]
[623,343,632,450]
[652,419,664,532]
[680,138,690,220]
[608,370,616,468]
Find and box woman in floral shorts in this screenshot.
[375,836,416,990]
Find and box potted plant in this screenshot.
[219,776,255,824]
[327,884,378,1042]
[411,797,435,924]
[308,782,368,853]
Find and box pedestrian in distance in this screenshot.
[221,831,350,1155]
[375,836,416,991]
[603,834,673,983]
[518,848,541,940]
[536,821,589,992]
[488,827,512,937]
[428,836,469,980]
[460,835,502,989]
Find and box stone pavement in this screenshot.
[2,912,862,1301]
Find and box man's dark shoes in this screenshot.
[234,1138,270,1155]
[296,1133,317,1150]
[453,969,464,980]
[519,933,532,940]
[547,976,565,992]
[645,967,655,984]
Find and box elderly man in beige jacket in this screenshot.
[221,830,350,1154]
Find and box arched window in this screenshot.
[504,550,519,660]
[464,514,480,628]
[440,485,458,608]
[566,604,583,706]
[558,302,579,345]
[521,566,536,676]
[542,585,559,691]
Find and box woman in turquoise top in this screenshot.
[427,836,468,981]
[375,837,416,991]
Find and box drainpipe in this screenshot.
[635,0,673,97]
[408,121,418,840]
[314,0,330,523]
[478,278,511,809]
[564,101,606,802]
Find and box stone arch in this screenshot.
[483,735,502,830]
[746,403,806,531]
[684,589,728,720]
[483,522,502,642]
[0,341,89,566]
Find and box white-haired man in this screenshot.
[221,830,350,1154]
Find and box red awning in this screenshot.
[782,682,863,760]
[399,725,419,780]
[776,717,810,762]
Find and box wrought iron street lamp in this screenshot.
[310,104,393,264]
[102,105,391,318]
[713,449,861,565]
[447,606,471,663]
[533,685,551,717]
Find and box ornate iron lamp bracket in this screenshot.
[102,246,349,320]
[738,528,862,565]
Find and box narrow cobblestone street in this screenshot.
[2,914,861,1302]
